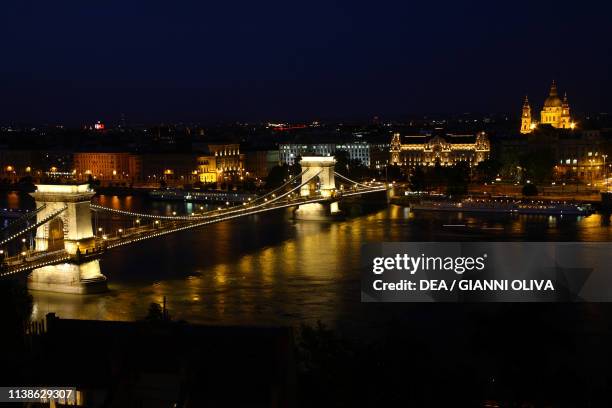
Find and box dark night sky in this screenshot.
[1,1,611,124]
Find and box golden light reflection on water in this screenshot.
[28,199,612,327]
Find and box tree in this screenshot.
[409,166,427,192]
[145,298,171,321]
[522,183,538,196]
[87,175,100,190]
[334,150,351,175]
[296,321,355,406]
[520,148,556,183]
[475,158,501,182]
[266,164,293,189]
[346,159,371,180]
[499,150,522,182]
[386,165,403,182]
[145,303,164,320]
[430,162,446,191]
[446,162,471,196]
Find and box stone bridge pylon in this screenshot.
[294,156,342,220]
[27,184,107,294]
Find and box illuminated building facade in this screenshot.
[551,130,606,184]
[207,143,244,174]
[279,142,370,166]
[196,155,218,183]
[520,81,574,134]
[390,132,490,167]
[74,152,141,183]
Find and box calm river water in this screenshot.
[3,191,612,336]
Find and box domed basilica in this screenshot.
[520,81,575,134]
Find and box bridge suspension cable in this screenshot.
[164,169,322,222]
[104,183,329,251]
[89,170,384,231]
[246,169,307,205]
[0,206,67,247]
[230,169,322,212]
[90,169,310,221]
[91,170,322,227]
[0,204,46,237]
[334,171,378,189]
[90,204,203,220]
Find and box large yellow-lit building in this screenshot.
[390,132,490,167]
[520,81,575,134]
[74,152,141,182]
[196,155,218,183]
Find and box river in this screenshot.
[2,191,612,338]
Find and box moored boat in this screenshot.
[410,198,591,216]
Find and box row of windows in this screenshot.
[214,150,240,156]
[280,144,369,149]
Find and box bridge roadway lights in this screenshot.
[27,183,108,294]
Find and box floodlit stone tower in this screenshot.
[294,156,341,220]
[27,183,107,294]
[560,92,571,129]
[299,156,336,198]
[390,132,402,164]
[520,96,532,134]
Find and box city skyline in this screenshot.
[1,1,611,124]
[3,3,612,406]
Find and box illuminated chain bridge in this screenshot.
[0,156,388,294]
